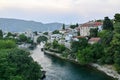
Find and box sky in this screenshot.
[0,0,120,24]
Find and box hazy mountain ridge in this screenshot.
[0,18,63,32]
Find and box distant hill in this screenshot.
[0,18,63,32]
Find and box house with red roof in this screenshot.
[78,21,103,36]
[88,37,101,44]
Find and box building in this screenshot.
[50,34,62,42]
[88,37,101,44]
[79,21,103,36]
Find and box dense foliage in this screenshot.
[0,32,42,80]
[52,30,60,34]
[70,23,79,29]
[0,40,16,49]
[75,13,120,74]
[0,49,42,80]
[90,28,98,37]
[18,34,33,44]
[18,34,28,42]
[114,13,120,22]
[45,39,67,54]
[6,32,17,38]
[37,36,48,43]
[103,17,114,30]
[0,29,3,39]
[43,32,48,35]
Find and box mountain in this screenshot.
[0,18,63,32]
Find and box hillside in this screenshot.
[0,18,63,32]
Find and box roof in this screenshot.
[73,36,86,38]
[81,22,103,27]
[89,37,101,42]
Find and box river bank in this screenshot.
[44,50,120,80]
[91,64,120,80]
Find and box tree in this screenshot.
[33,31,38,35]
[7,32,13,37]
[62,24,65,30]
[0,49,42,80]
[90,28,98,37]
[71,38,88,53]
[90,43,104,62]
[37,36,48,43]
[19,34,27,42]
[77,47,93,64]
[58,44,66,52]
[52,30,60,34]
[77,31,80,36]
[106,22,120,72]
[0,40,16,49]
[0,29,3,39]
[98,30,113,46]
[114,13,120,22]
[43,32,48,35]
[103,17,114,30]
[70,23,79,29]
[52,39,59,49]
[114,22,120,34]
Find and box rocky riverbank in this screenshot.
[91,64,120,80]
[44,50,120,80]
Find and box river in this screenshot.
[31,44,115,80]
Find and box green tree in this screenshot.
[19,34,27,42]
[71,38,88,53]
[98,30,113,46]
[52,30,60,34]
[10,76,23,80]
[37,36,48,43]
[58,44,66,52]
[33,31,38,35]
[7,32,13,37]
[0,29,3,39]
[90,28,98,37]
[114,22,120,33]
[90,43,104,62]
[77,47,93,64]
[77,31,80,36]
[70,23,79,29]
[0,48,42,80]
[103,17,114,30]
[62,24,65,30]
[43,32,48,35]
[0,40,16,49]
[114,13,120,22]
[52,39,59,49]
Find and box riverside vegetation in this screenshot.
[44,13,120,75]
[0,31,42,80]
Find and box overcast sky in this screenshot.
[0,0,120,24]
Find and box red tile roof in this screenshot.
[89,37,101,42]
[81,22,103,27]
[73,36,85,38]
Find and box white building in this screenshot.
[79,21,103,36]
[50,34,62,42]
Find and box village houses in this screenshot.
[78,21,103,36]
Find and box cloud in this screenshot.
[0,0,120,23]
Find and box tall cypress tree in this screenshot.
[0,30,3,39]
[114,13,120,22]
[62,24,65,30]
[103,17,114,30]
